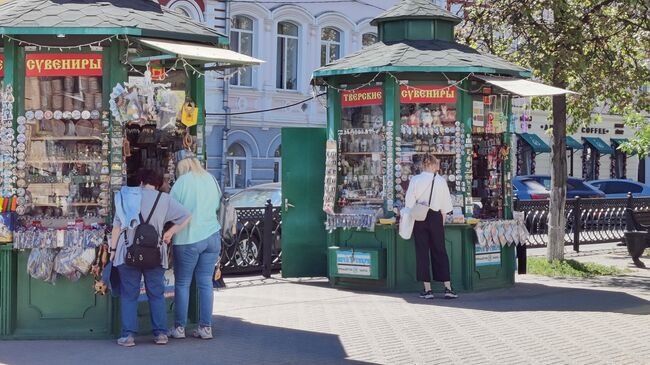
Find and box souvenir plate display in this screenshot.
[1,84,16,200]
[394,86,463,214]
[323,139,337,215]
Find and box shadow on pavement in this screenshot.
[394,282,650,315]
[0,316,373,365]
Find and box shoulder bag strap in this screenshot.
[427,175,435,206]
[119,192,128,244]
[143,191,163,225]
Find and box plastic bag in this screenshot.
[27,248,57,283]
[72,247,96,275]
[54,245,82,282]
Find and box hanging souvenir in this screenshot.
[181,99,198,127]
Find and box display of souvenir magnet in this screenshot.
[34,110,44,120]
[90,110,101,120]
[53,110,63,120]
[72,110,81,120]
[16,178,26,188]
[81,110,91,120]
[17,116,26,125]
[16,134,26,143]
[395,185,402,192]
[16,143,25,152]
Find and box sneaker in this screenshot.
[154,333,168,345]
[192,326,213,339]
[168,326,186,339]
[444,288,458,299]
[117,335,135,347]
[419,290,434,299]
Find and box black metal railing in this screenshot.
[514,194,650,251]
[220,200,281,277]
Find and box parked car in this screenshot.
[518,175,606,198]
[513,176,550,199]
[588,179,650,198]
[221,183,282,273]
[228,182,282,208]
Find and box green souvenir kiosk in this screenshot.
[282,0,559,292]
[0,0,261,339]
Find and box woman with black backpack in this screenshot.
[110,169,191,347]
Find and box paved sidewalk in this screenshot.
[0,249,648,365]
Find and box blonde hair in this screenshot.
[421,154,440,169]
[176,157,208,177]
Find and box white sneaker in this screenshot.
[168,326,186,339]
[192,326,213,339]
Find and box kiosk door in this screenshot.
[281,127,327,277]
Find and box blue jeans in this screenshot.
[117,264,167,337]
[173,231,221,328]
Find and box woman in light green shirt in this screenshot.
[168,151,221,340]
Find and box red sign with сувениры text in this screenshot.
[399,85,457,104]
[341,87,384,108]
[25,54,103,77]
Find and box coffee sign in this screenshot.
[25,54,102,77]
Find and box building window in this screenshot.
[320,27,341,66]
[230,15,254,87]
[276,21,299,90]
[225,143,248,189]
[362,33,378,47]
[273,145,281,183]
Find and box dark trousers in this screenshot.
[413,210,451,283]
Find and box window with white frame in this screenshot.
[225,143,248,189]
[276,21,299,90]
[230,15,254,87]
[273,145,281,183]
[362,33,378,47]
[320,27,341,66]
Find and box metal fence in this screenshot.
[220,202,282,276]
[514,194,650,251]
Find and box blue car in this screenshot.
[513,176,549,200]
[588,179,650,198]
[517,175,605,199]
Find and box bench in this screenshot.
[624,208,650,268]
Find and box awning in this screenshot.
[474,75,576,97]
[583,137,614,155]
[611,138,636,155]
[517,133,551,153]
[566,136,583,150]
[136,38,264,66]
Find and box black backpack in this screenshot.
[124,191,163,269]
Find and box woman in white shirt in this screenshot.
[404,154,458,299]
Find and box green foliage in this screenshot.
[619,110,650,157]
[460,0,650,129]
[527,257,626,278]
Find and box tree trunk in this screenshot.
[548,90,568,262]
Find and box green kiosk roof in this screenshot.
[583,137,614,155]
[518,133,551,153]
[312,40,530,78]
[566,136,583,150]
[0,0,226,44]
